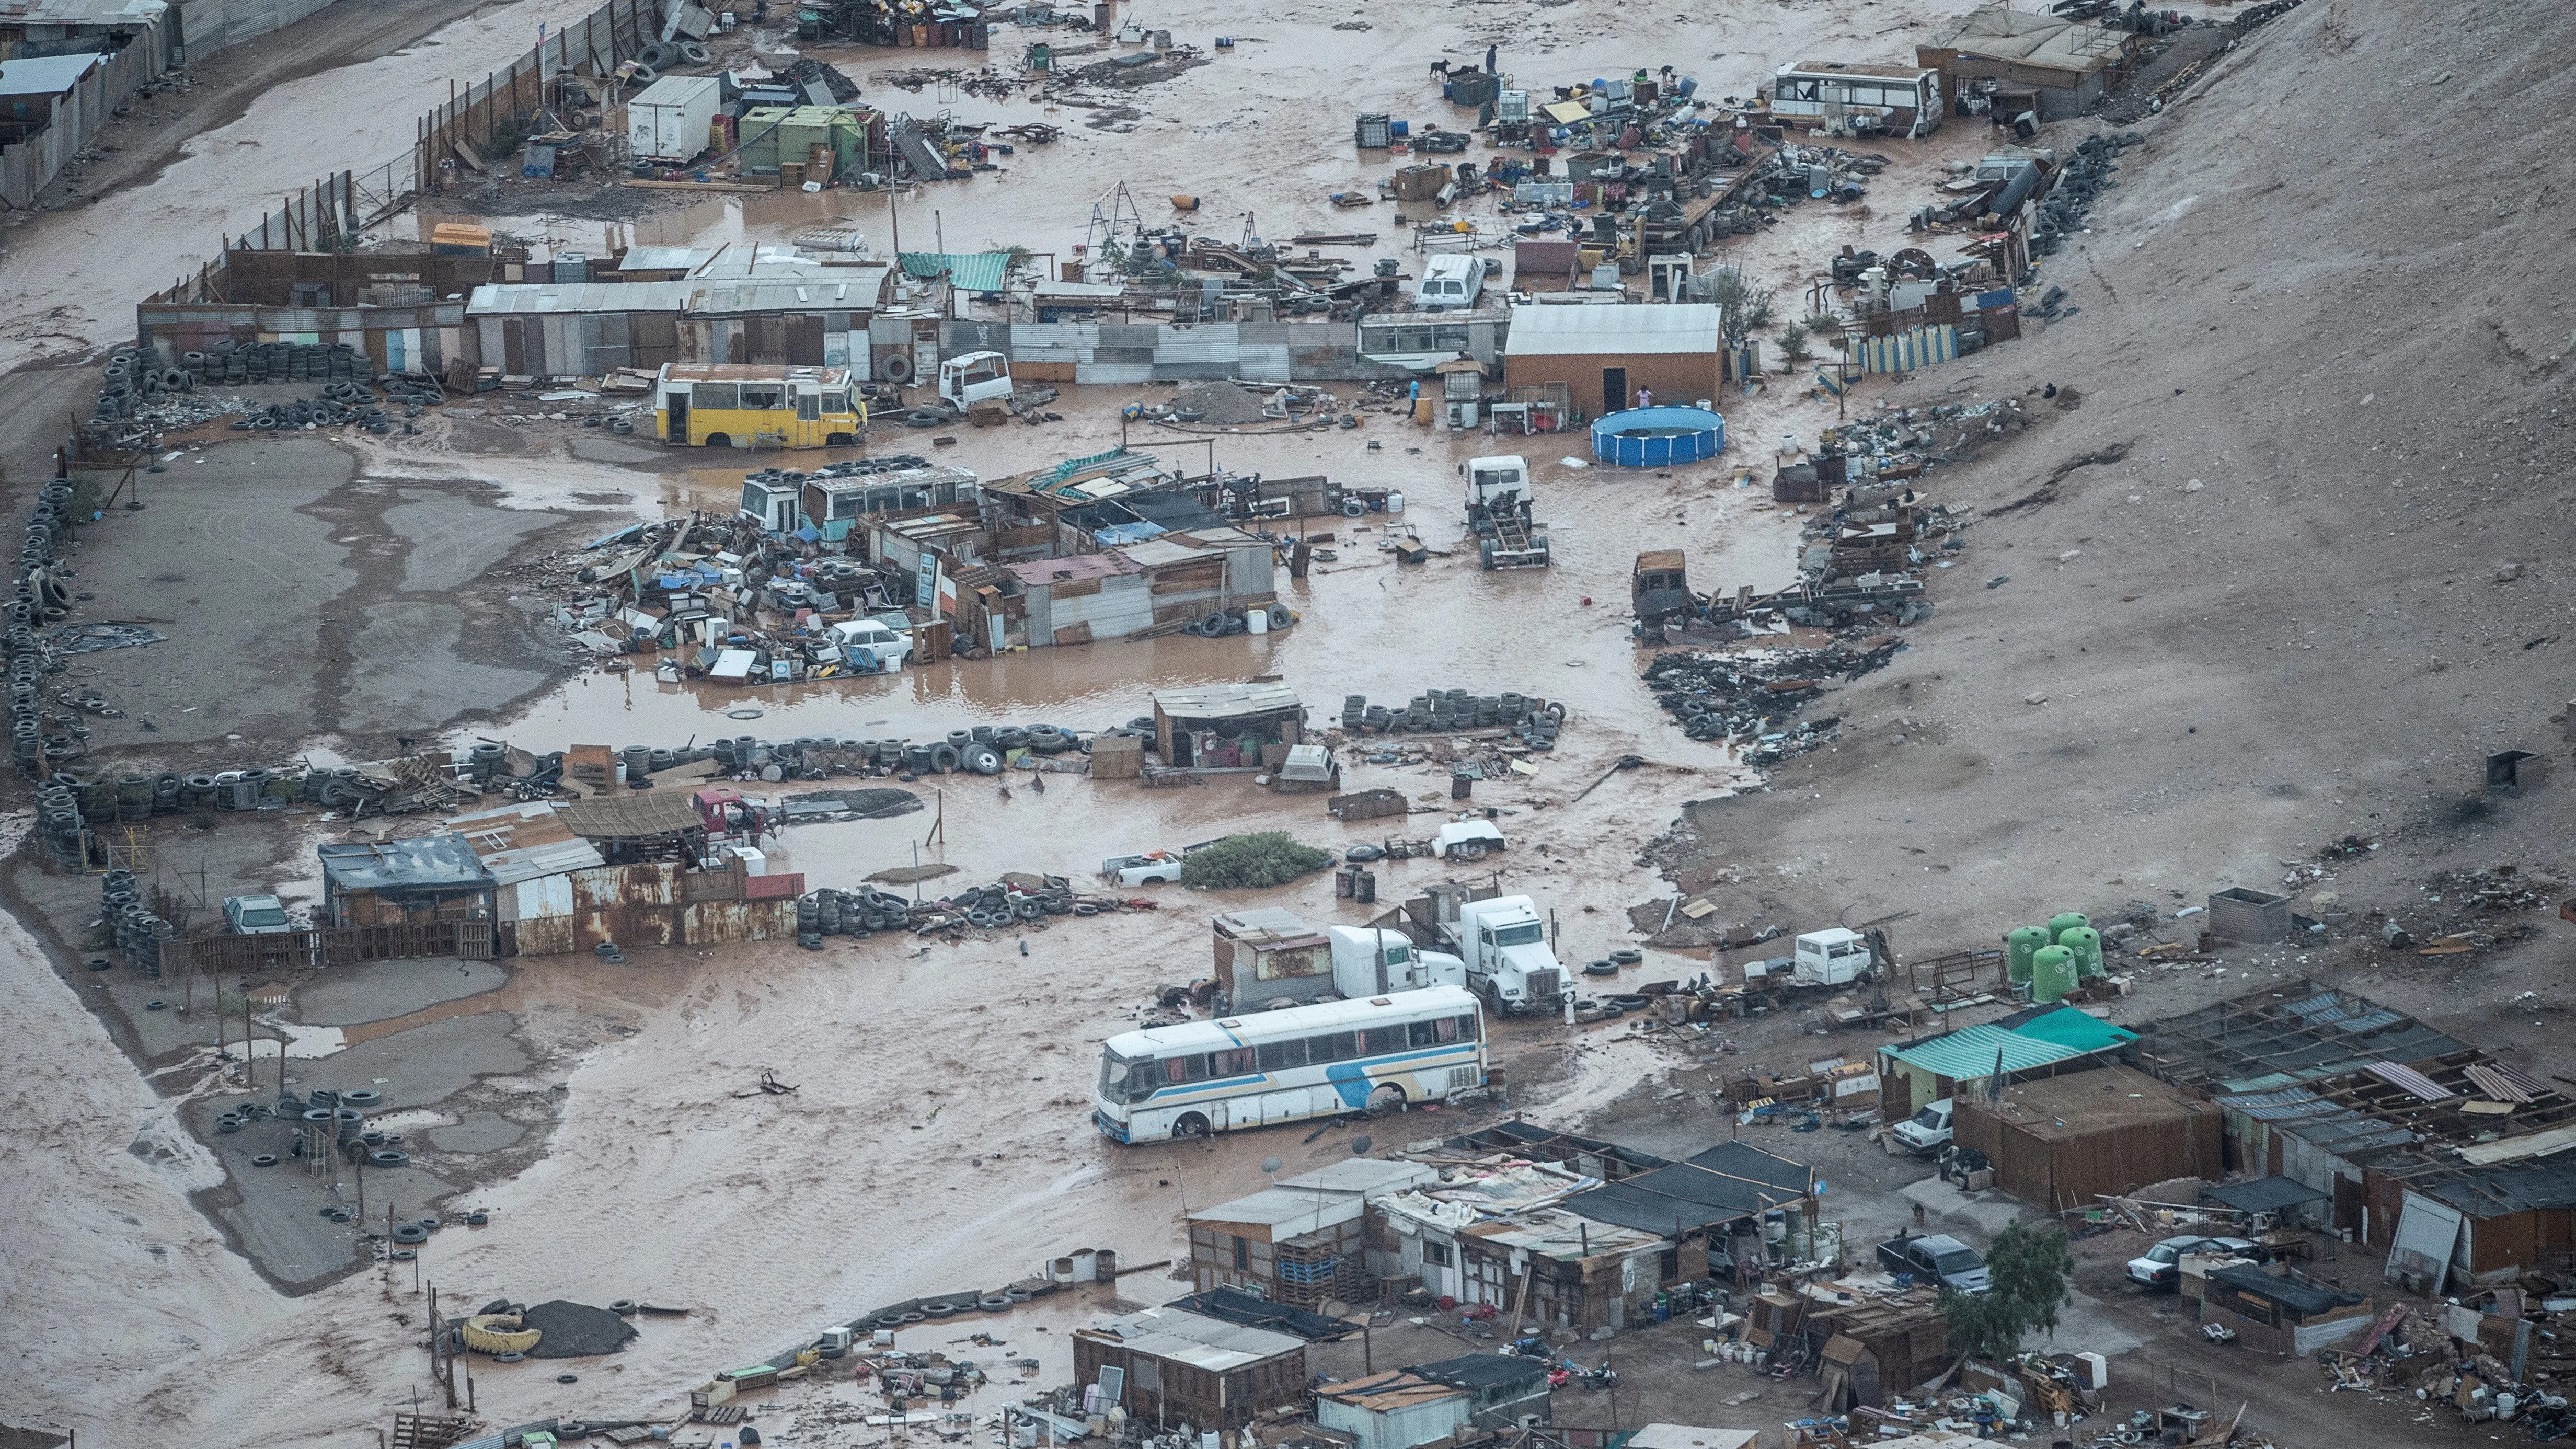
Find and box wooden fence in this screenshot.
[1,21,172,210]
[165,918,494,975]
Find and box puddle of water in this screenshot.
[243,1021,348,1059]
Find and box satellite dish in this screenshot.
[1351,1135,1374,1155]
[1260,1156,1283,1177]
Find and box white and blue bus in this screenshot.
[1094,985,1487,1143]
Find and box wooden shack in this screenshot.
[1071,1306,1308,1432]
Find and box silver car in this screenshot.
[2125,1234,2257,1289]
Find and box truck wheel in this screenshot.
[1174,1113,1211,1140]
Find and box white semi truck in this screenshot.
[1329,925,1465,998]
[1419,888,1566,1016]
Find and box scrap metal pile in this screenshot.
[1643,639,1902,760]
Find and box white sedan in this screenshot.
[827,618,914,671]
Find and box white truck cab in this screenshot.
[938,351,1014,413]
[1415,254,1487,312]
[1792,927,1877,987]
[1464,455,1532,509]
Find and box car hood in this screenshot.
[1945,1267,1991,1293]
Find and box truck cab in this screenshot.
[1633,549,1692,629]
[1328,925,1465,997]
[1414,254,1486,312]
[1447,893,1566,1016]
[938,351,1014,416]
[1463,455,1548,570]
[1792,927,1877,987]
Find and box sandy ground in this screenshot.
[8,0,2574,1446]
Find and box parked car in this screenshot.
[1889,1099,1955,1154]
[2125,1234,2258,1289]
[826,617,914,671]
[1101,851,1188,886]
[1877,1232,1989,1294]
[223,894,296,935]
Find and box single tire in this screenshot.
[929,742,962,774]
[394,1223,429,1243]
[627,62,658,84]
[370,1150,409,1167]
[978,1295,1012,1312]
[879,352,916,385]
[1173,1113,1211,1139]
[251,1153,278,1167]
[702,432,731,447]
[1609,949,1643,964]
[1073,904,1099,917]
[963,743,1003,775]
[680,39,710,62]
[923,1301,959,1317]
[1267,604,1291,630]
[637,41,670,67]
[1014,897,1042,921]
[1342,499,1366,517]
[496,1351,525,1363]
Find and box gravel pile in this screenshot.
[519,1299,638,1358]
[1166,382,1269,426]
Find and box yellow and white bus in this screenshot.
[654,363,866,449]
[1093,985,1487,1143]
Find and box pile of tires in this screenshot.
[99,868,174,974]
[228,386,396,435]
[9,479,74,784]
[1183,603,1293,638]
[1339,689,1567,748]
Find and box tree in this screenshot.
[1780,321,1813,363]
[1700,267,1775,347]
[1938,1224,2073,1365]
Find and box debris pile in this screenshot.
[518,1299,641,1358]
[1644,639,1902,757]
[801,872,1147,945]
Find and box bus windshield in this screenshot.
[1485,921,1543,947]
[1099,1051,1162,1103]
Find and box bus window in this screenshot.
[1314,1031,1356,1063]
[1101,1051,1164,1103]
[1162,1053,1205,1084]
[1256,1038,1308,1070]
[1208,1047,1255,1076]
[740,384,785,410]
[1456,1014,1479,1040]
[1361,1026,1406,1055]
[821,390,850,416]
[1408,1020,1438,1048]
[693,383,740,409]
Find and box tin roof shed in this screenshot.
[317,835,493,893]
[1505,303,1723,358]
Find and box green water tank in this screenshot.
[2048,912,2090,944]
[2031,945,2077,1004]
[2062,925,2105,980]
[2006,926,2050,985]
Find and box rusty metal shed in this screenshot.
[1952,1063,2223,1214]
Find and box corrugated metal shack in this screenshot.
[449,798,801,954]
[1152,682,1306,768]
[1916,3,2141,120]
[1952,1064,2222,1214]
[1316,1355,1550,1449]
[318,836,496,927]
[2198,1263,2372,1355]
[1072,1306,1308,1431]
[937,318,1411,384]
[463,269,895,376]
[1185,1160,1438,1303]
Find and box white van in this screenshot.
[1414,255,1486,312]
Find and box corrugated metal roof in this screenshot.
[318,835,493,892]
[2364,1061,2453,1102]
[0,52,104,95]
[446,800,606,885]
[0,0,160,21]
[1884,1022,2087,1079]
[467,282,697,316]
[1186,1186,1364,1232]
[1153,681,1303,719]
[690,270,891,315]
[1083,1306,1304,1370]
[1006,552,1138,586]
[898,251,1014,294]
[1562,1141,1811,1233]
[1505,302,1724,358]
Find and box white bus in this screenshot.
[1094,985,1487,1144]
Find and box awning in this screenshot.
[2200,1176,2330,1215]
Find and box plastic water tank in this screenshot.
[2031,946,2077,1004]
[2061,925,2106,980]
[2005,926,2050,986]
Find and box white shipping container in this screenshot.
[628,76,723,163]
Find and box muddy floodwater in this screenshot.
[0,0,2032,1434]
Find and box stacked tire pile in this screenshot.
[1644,639,1900,758]
[627,37,710,83]
[93,347,193,428]
[227,381,397,435]
[798,876,1097,948]
[100,868,173,974]
[2027,132,2141,261]
[190,338,364,388]
[714,722,1084,781]
[1338,689,1567,748]
[9,480,75,777]
[1183,603,1293,638]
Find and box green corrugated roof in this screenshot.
[898,251,1013,294]
[1886,1022,2086,1080]
[2010,1007,2137,1054]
